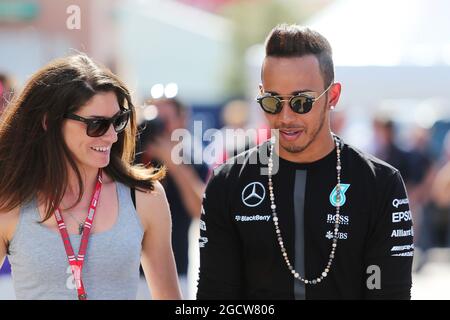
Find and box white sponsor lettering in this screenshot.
[234,215,271,222]
[199,220,206,231]
[325,230,348,240]
[327,214,349,225]
[199,236,208,248]
[391,227,414,238]
[391,244,414,252]
[392,198,409,208]
[392,251,414,257]
[392,210,412,223]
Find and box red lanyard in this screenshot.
[54,169,103,300]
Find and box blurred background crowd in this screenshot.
[1,0,449,299]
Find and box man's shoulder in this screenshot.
[204,142,269,205]
[344,142,400,181]
[211,141,269,180]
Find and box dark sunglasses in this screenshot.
[63,109,131,137]
[256,83,333,115]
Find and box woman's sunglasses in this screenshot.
[63,109,131,137]
[256,83,333,115]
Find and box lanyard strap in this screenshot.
[54,169,103,300]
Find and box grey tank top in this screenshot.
[7,181,144,300]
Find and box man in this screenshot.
[372,116,413,184]
[140,97,209,299]
[197,24,413,299]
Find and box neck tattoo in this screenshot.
[267,135,342,285]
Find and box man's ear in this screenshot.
[42,113,48,131]
[328,83,341,110]
[258,84,263,94]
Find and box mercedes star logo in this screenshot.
[241,182,266,207]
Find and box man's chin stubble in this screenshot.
[281,143,307,154]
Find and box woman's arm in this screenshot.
[136,181,182,300]
[164,161,206,218]
[431,161,450,207]
[149,138,207,218]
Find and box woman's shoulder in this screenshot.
[135,181,168,208]
[134,181,170,231]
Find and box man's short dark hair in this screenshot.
[264,24,334,88]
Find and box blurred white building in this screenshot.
[0,0,232,107]
[115,0,232,105]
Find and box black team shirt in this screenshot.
[197,138,413,299]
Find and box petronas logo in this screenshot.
[329,184,350,207]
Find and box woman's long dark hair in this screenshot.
[0,54,164,221]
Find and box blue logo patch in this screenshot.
[329,184,350,207]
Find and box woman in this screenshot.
[0,54,182,300]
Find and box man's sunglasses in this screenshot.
[256,83,333,115]
[63,109,131,137]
